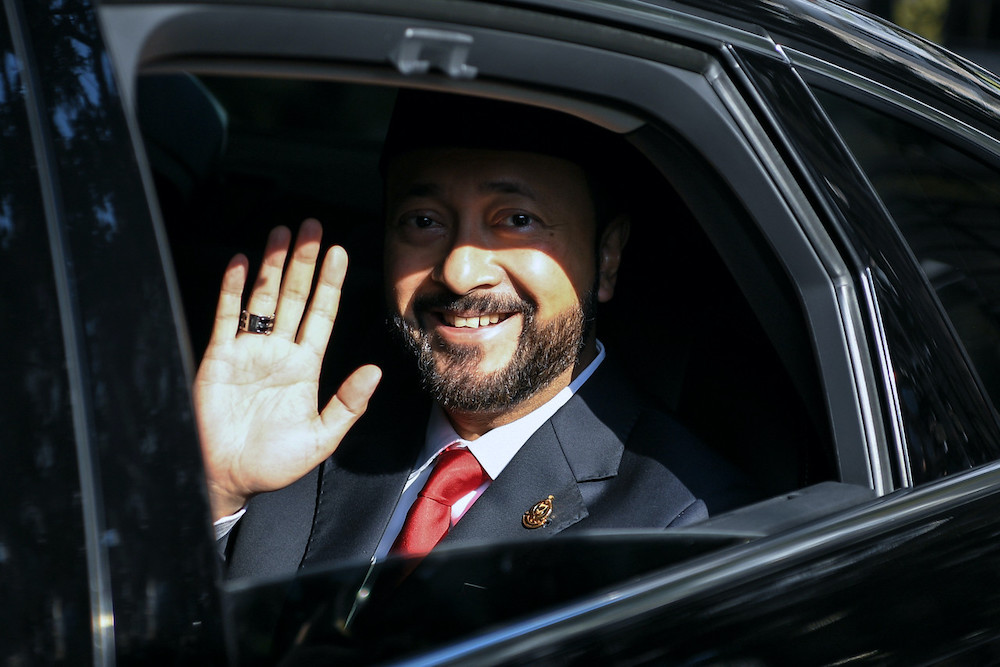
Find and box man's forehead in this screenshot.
[393,179,540,201]
[386,148,589,200]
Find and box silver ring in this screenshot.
[239,310,275,335]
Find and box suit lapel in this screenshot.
[443,420,588,544]
[301,436,415,567]
[443,362,639,546]
[301,377,430,568]
[226,465,323,579]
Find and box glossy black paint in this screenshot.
[638,0,1000,134]
[2,0,224,662]
[227,533,746,664]
[0,10,94,662]
[427,476,1000,665]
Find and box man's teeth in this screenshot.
[444,313,503,328]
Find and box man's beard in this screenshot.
[391,290,596,413]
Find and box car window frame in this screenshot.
[785,47,1000,485]
[99,0,883,493]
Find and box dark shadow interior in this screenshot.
[139,73,836,509]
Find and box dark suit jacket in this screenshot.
[226,361,750,580]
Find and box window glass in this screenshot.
[0,13,92,663]
[816,88,1000,473]
[17,0,224,653]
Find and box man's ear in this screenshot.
[597,214,630,303]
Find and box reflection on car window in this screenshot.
[0,17,93,662]
[817,89,1000,460]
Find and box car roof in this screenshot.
[104,0,1000,129]
[528,0,1000,131]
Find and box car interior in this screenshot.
[137,71,840,505]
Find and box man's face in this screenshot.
[384,148,609,414]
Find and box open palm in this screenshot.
[194,220,381,520]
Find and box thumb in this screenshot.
[319,364,382,438]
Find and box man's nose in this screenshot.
[432,240,503,294]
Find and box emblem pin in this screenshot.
[522,495,554,529]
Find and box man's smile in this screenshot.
[439,311,512,328]
[411,292,530,340]
[422,308,524,345]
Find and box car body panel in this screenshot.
[1,0,224,662]
[390,463,1000,664]
[8,0,1000,663]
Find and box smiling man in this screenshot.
[196,91,744,578]
[385,147,607,434]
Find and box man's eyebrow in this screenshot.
[480,179,538,199]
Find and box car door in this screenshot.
[386,13,1000,660]
[94,0,901,660]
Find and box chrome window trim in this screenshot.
[791,44,1000,482]
[706,59,890,492]
[861,267,912,487]
[786,47,1000,159]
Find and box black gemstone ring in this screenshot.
[239,310,276,335]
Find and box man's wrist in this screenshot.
[208,483,249,522]
[213,507,246,540]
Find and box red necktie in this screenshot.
[391,446,488,557]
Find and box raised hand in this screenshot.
[194,219,381,520]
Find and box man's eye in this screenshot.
[402,215,438,229]
[502,213,536,228]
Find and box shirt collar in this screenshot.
[423,340,606,479]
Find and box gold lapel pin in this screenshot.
[522,495,554,529]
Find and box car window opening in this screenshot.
[139,74,839,520]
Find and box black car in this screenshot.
[8,0,1000,663]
